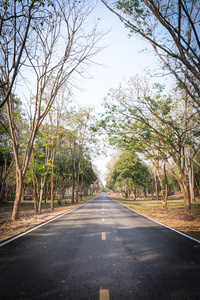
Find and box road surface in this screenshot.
[0,193,200,299]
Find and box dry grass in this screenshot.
[0,195,96,243]
[112,192,200,241]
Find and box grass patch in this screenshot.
[113,196,200,212]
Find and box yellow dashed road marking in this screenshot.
[100,288,110,300]
[102,232,106,240]
[102,218,105,222]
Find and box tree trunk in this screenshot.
[21,186,25,202]
[75,162,80,203]
[163,162,168,208]
[75,187,78,202]
[62,177,66,199]
[33,179,38,213]
[50,173,54,210]
[80,175,83,201]
[134,187,137,200]
[31,149,38,213]
[54,172,59,200]
[124,184,128,198]
[75,165,79,203]
[194,177,200,196]
[155,162,167,209]
[75,178,79,203]
[182,176,191,213]
[50,147,56,211]
[0,155,14,203]
[6,185,9,201]
[154,171,159,202]
[71,165,75,204]
[181,183,191,213]
[45,181,50,203]
[0,179,6,203]
[12,169,23,220]
[143,188,146,200]
[189,160,195,202]
[167,160,191,212]
[38,176,46,214]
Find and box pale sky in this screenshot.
[72,1,162,185]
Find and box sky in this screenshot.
[72,1,162,185]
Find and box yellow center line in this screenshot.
[102,212,104,214]
[100,288,110,300]
[102,218,105,222]
[102,232,106,240]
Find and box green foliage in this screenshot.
[57,198,62,206]
[107,150,152,194]
[98,74,200,204]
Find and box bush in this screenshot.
[57,198,62,206]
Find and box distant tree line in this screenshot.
[0,95,102,215]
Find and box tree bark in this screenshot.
[12,169,23,220]
[154,171,159,202]
[155,162,167,209]
[50,147,56,211]
[180,181,191,213]
[31,149,39,213]
[0,179,6,203]
[80,175,83,201]
[62,177,66,199]
[38,176,46,214]
[71,164,75,204]
[167,161,191,212]
[45,181,50,203]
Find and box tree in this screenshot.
[79,157,97,199]
[102,0,200,108]
[54,150,72,200]
[0,93,14,202]
[106,150,152,199]
[100,76,200,211]
[27,124,54,214]
[0,0,49,108]
[7,0,103,219]
[60,106,99,203]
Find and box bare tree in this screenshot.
[0,0,47,108]
[102,0,200,108]
[7,0,103,219]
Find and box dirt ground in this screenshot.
[0,193,200,243]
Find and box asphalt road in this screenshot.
[0,193,200,300]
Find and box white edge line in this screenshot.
[0,198,97,248]
[113,198,200,244]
